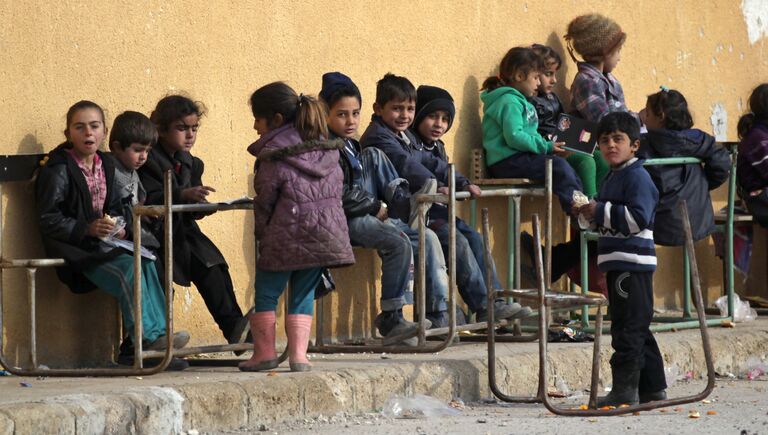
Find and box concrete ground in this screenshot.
[0,319,766,434]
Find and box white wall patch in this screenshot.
[742,0,768,44]
[710,103,729,141]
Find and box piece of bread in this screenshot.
[103,214,116,225]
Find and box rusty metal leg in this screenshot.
[27,268,37,369]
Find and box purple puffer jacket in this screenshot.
[248,124,354,272]
[738,122,768,193]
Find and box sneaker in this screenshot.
[426,307,467,329]
[117,353,189,371]
[409,179,438,229]
[228,308,255,356]
[144,331,191,351]
[475,300,523,323]
[376,310,431,345]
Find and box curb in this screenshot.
[1,324,766,434]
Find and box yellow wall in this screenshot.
[1,0,766,366]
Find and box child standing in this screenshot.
[319,71,428,340]
[36,101,189,369]
[577,112,666,406]
[138,95,251,351]
[481,46,584,214]
[639,88,730,245]
[241,82,354,372]
[737,83,768,227]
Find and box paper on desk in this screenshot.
[103,238,157,260]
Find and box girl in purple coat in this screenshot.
[240,82,354,372]
[737,83,768,227]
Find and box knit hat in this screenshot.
[564,13,626,62]
[319,72,360,104]
[414,85,456,132]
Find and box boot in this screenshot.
[639,389,667,403]
[286,314,313,372]
[597,365,640,407]
[238,311,279,372]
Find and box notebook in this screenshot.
[551,114,598,156]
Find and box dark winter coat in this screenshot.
[529,92,565,139]
[338,136,383,219]
[248,124,354,272]
[737,122,768,193]
[35,147,125,293]
[138,146,227,285]
[638,128,730,246]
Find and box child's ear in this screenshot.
[514,72,526,83]
[630,139,641,151]
[271,113,284,128]
[373,102,381,115]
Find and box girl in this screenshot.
[35,100,189,368]
[638,87,730,245]
[481,46,584,214]
[736,83,768,227]
[240,82,354,372]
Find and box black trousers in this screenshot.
[155,255,244,339]
[607,270,667,393]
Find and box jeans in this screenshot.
[348,215,412,311]
[432,218,500,312]
[359,147,409,204]
[254,267,323,315]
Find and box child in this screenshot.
[240,82,354,372]
[412,84,533,320]
[736,83,768,227]
[577,112,666,406]
[319,71,430,339]
[362,73,520,323]
[639,88,730,245]
[481,47,584,215]
[36,101,189,370]
[138,95,252,352]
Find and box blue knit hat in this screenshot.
[319,72,361,104]
[414,85,455,132]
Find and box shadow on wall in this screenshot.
[545,32,572,110]
[1,135,118,369]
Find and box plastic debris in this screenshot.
[715,294,757,322]
[381,394,460,419]
[743,356,767,380]
[547,326,594,342]
[664,365,680,386]
[19,382,31,387]
[0,370,11,376]
[449,398,465,410]
[688,411,700,419]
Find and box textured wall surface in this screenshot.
[1,0,766,366]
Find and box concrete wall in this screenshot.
[1,0,766,367]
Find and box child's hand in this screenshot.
[577,200,598,221]
[553,142,571,156]
[87,217,115,239]
[465,184,482,199]
[181,185,216,203]
[436,186,450,195]
[375,203,388,221]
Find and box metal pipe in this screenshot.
[132,197,144,369]
[28,268,37,369]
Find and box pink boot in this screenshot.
[285,314,313,372]
[238,311,279,372]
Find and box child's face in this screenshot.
[643,102,664,130]
[66,108,106,158]
[327,96,361,139]
[417,110,450,143]
[604,47,622,73]
[113,142,151,170]
[536,62,559,95]
[374,98,415,133]
[514,70,540,98]
[598,130,639,167]
[252,116,271,136]
[160,114,199,153]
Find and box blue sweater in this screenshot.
[594,158,659,273]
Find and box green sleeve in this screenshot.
[499,98,553,155]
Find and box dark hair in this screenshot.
[482,46,543,91]
[109,111,158,151]
[322,85,362,110]
[150,95,206,133]
[646,88,693,130]
[738,83,768,139]
[531,44,562,70]
[249,81,328,141]
[375,73,416,106]
[597,111,641,143]
[58,100,106,150]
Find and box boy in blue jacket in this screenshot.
[360,73,521,325]
[577,112,666,406]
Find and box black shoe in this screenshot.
[639,389,667,403]
[597,365,640,407]
[117,353,189,371]
[143,331,191,351]
[426,307,466,329]
[476,300,523,323]
[228,308,254,356]
[376,309,431,345]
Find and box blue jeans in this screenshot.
[392,220,449,313]
[254,267,323,315]
[359,147,409,204]
[348,215,412,311]
[433,218,501,312]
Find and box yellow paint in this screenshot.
[1,1,766,366]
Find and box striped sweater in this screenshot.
[594,158,659,272]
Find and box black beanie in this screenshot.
[414,85,456,132]
[319,72,361,104]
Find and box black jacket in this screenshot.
[137,146,226,285]
[529,92,564,139]
[35,147,125,293]
[337,137,382,219]
[638,128,730,246]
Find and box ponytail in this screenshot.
[481,76,505,92]
[481,47,541,92]
[294,94,328,141]
[250,82,328,141]
[738,113,756,139]
[739,83,768,139]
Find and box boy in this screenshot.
[108,110,190,370]
[320,72,454,333]
[360,74,521,325]
[576,112,666,406]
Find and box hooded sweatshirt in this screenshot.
[481,86,553,166]
[248,124,354,272]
